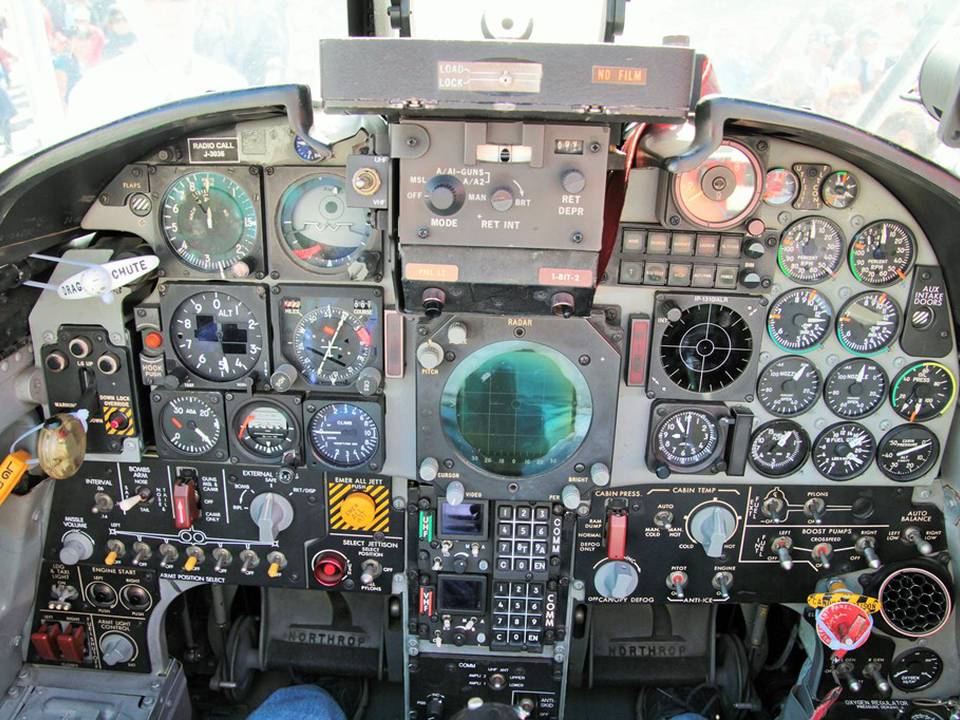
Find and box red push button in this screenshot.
[30,623,62,661]
[607,512,628,561]
[419,587,435,616]
[173,482,199,530]
[626,316,651,387]
[312,551,347,587]
[56,624,86,663]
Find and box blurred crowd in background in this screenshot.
[0,0,955,174]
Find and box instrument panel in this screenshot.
[18,102,960,720]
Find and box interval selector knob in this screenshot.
[416,340,445,370]
[249,493,294,544]
[424,174,465,216]
[688,504,737,558]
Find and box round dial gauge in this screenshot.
[672,140,762,229]
[160,171,258,271]
[849,221,916,286]
[877,424,940,482]
[891,361,958,422]
[757,356,821,417]
[294,135,323,162]
[767,288,833,352]
[232,400,299,462]
[836,291,901,355]
[308,403,380,468]
[890,648,943,692]
[748,419,810,478]
[778,217,844,283]
[293,305,375,386]
[654,409,720,470]
[821,170,859,209]
[171,291,263,381]
[812,422,875,481]
[763,168,799,206]
[824,358,888,419]
[277,175,374,271]
[658,304,753,393]
[159,395,222,455]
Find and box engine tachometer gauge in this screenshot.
[823,358,887,419]
[836,291,901,355]
[877,424,939,482]
[277,174,374,271]
[849,220,915,286]
[159,394,222,456]
[757,356,821,417]
[767,288,833,352]
[778,217,844,283]
[821,170,859,209]
[653,409,720,472]
[232,400,299,462]
[748,419,809,478]
[160,171,258,271]
[672,140,762,229]
[763,168,799,206]
[891,361,958,422]
[171,290,263,381]
[812,421,875,481]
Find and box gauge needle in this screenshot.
[318,314,347,371]
[793,365,806,381]
[206,205,213,229]
[195,428,212,445]
[776,432,791,447]
[170,417,183,429]
[897,441,931,457]
[857,364,867,382]
[237,414,253,440]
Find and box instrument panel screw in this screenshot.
[578,354,590,366]
[589,142,602,153]
[406,136,418,147]
[416,227,430,239]
[265,167,275,175]
[756,140,768,152]
[248,166,260,175]
[570,231,584,244]
[669,215,681,226]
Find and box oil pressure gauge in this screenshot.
[891,361,958,422]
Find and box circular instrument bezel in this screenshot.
[672,139,763,229]
[157,393,224,457]
[766,287,834,352]
[849,220,916,287]
[276,173,375,273]
[762,167,799,206]
[891,361,958,422]
[811,421,876,481]
[876,424,940,482]
[291,303,376,386]
[170,290,264,382]
[821,169,860,209]
[748,419,810,478]
[835,291,902,356]
[756,356,822,417]
[889,648,944,692]
[652,408,722,473]
[777,216,845,283]
[159,170,259,272]
[229,397,301,464]
[823,358,888,419]
[307,402,381,470]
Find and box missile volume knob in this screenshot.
[688,504,737,558]
[249,493,295,544]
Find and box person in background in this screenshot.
[70,5,105,70]
[0,78,15,156]
[51,31,81,105]
[103,9,136,59]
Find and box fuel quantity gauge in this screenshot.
[812,422,875,481]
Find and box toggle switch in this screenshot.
[803,497,826,523]
[104,539,125,566]
[771,536,793,570]
[606,511,628,561]
[159,543,178,568]
[132,542,152,565]
[812,542,833,570]
[667,570,688,599]
[864,663,891,694]
[212,547,233,572]
[56,624,87,663]
[184,546,204,571]
[239,549,260,574]
[30,623,62,661]
[267,551,287,578]
[712,571,733,600]
[902,526,933,556]
[855,536,881,568]
[172,481,199,530]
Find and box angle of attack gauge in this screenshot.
[836,291,902,356]
[756,356,821,417]
[748,419,809,478]
[824,358,887,419]
[849,220,916,286]
[158,394,222,456]
[160,170,258,272]
[778,216,844,283]
[767,288,833,352]
[672,140,762,229]
[230,399,299,463]
[812,421,875,481]
[652,408,721,473]
[877,424,940,482]
[891,361,958,422]
[307,402,381,469]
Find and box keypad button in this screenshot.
[526,631,542,645]
[514,541,530,555]
[496,558,511,572]
[532,560,547,573]
[494,598,509,612]
[513,559,529,572]
[494,581,509,595]
[533,542,547,556]
[516,506,532,521]
[493,631,508,644]
[498,505,514,519]
[691,264,716,288]
[671,233,695,256]
[497,541,512,555]
[494,614,508,628]
[509,631,524,644]
[622,229,646,253]
[530,584,544,597]
[643,262,667,285]
[516,525,531,538]
[696,234,720,257]
[529,600,543,613]
[534,507,550,521]
[528,616,542,629]
[498,523,512,538]
[646,231,671,255]
[533,524,548,539]
[510,616,524,628]
[511,599,526,613]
